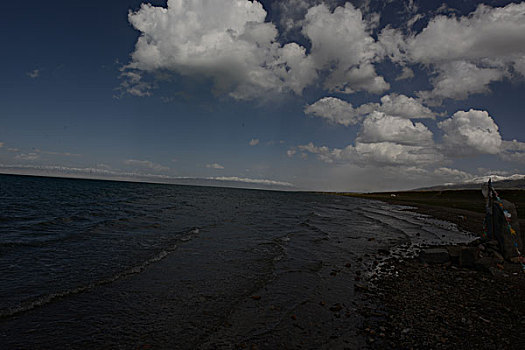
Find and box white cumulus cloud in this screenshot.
[124,0,389,100]
[271,0,335,36]
[305,93,434,126]
[294,106,525,169]
[395,66,415,81]
[438,109,502,156]
[125,0,316,100]
[406,3,525,65]
[303,3,388,94]
[295,140,443,167]
[354,141,442,166]
[304,97,361,126]
[380,2,525,104]
[357,111,434,146]
[299,94,444,167]
[26,69,40,79]
[362,93,435,119]
[416,61,507,105]
[206,163,225,169]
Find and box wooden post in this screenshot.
[489,178,495,240]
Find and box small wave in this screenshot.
[0,226,203,318]
[298,221,332,239]
[179,227,200,242]
[272,254,284,262]
[0,245,177,319]
[0,235,77,249]
[20,216,78,228]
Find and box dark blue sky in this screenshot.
[1,0,524,191]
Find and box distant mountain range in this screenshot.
[416,175,525,191]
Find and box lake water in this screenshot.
[0,174,473,349]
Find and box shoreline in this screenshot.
[345,195,525,349]
[336,190,525,234]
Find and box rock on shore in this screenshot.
[359,247,525,349]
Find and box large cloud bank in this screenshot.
[288,1,525,177]
[358,112,433,146]
[126,0,315,99]
[302,3,388,94]
[292,97,516,169]
[305,93,435,126]
[381,2,525,104]
[124,1,525,103]
[124,0,386,99]
[121,0,525,185]
[438,109,502,156]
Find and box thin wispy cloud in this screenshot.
[26,69,40,79]
[7,147,81,159]
[209,176,292,187]
[0,164,293,189]
[206,163,225,169]
[379,2,525,104]
[15,153,39,161]
[124,159,170,172]
[41,150,81,157]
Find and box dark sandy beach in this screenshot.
[344,191,525,349]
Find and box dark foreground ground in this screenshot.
[359,256,525,349]
[339,190,525,349]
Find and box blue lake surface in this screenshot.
[0,174,473,348]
